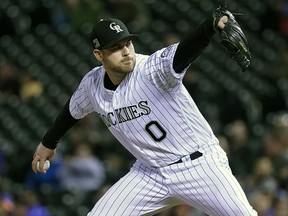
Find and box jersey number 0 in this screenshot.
[145,121,167,142]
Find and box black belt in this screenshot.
[172,151,203,165]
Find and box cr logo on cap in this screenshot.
[110,22,123,33]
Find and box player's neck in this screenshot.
[104,73,118,90]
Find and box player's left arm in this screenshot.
[173,16,227,73]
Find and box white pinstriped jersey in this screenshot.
[70,43,218,167]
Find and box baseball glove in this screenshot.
[213,6,251,72]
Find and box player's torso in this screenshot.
[89,52,217,167]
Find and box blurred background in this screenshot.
[0,0,288,215]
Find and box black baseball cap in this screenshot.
[90,18,138,49]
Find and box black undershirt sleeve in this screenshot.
[173,16,215,73]
[42,98,79,149]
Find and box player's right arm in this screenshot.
[32,70,95,173]
[32,98,79,173]
[42,98,79,149]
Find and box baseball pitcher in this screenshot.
[32,5,256,216]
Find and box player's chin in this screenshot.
[122,63,135,73]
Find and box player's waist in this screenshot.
[133,150,204,171]
[169,151,203,165]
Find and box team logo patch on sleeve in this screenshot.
[161,45,173,58]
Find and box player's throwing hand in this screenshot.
[32,143,55,174]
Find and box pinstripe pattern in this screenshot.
[88,162,176,216]
[70,44,218,167]
[69,43,257,215]
[162,146,256,216]
[88,148,257,215]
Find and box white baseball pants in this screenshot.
[87,145,257,216]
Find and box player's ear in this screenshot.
[93,49,103,62]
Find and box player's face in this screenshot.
[95,39,136,84]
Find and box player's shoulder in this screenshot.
[164,43,178,56]
[82,66,104,82]
[137,44,179,70]
[138,43,179,63]
[157,43,179,59]
[135,53,149,63]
